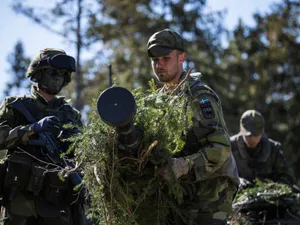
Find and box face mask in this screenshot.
[38,69,66,95]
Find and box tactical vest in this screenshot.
[4,94,82,206]
[231,133,282,182]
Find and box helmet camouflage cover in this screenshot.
[26,48,75,87]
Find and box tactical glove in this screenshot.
[160,157,193,180]
[171,157,190,178]
[239,177,253,190]
[58,127,80,139]
[31,116,62,134]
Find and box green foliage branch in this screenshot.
[73,80,193,224]
[230,180,300,225]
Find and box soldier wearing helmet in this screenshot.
[231,110,295,188]
[26,48,75,95]
[0,48,85,225]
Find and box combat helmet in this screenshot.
[26,48,76,87]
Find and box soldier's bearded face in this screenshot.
[243,134,263,148]
[151,50,183,84]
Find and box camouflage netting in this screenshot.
[229,180,300,225]
[70,80,193,225]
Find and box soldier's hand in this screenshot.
[31,116,62,134]
[239,177,253,190]
[159,157,191,180]
[58,127,80,139]
[171,157,190,178]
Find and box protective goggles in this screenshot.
[36,54,76,72]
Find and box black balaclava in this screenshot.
[38,68,66,95]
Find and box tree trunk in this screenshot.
[74,0,84,111]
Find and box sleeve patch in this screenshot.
[199,98,215,119]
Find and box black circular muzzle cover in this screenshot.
[97,87,136,128]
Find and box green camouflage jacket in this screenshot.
[176,72,240,186]
[159,72,240,222]
[231,132,295,184]
[0,86,82,153]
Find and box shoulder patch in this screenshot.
[199,97,215,119]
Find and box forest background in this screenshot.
[1,0,300,172]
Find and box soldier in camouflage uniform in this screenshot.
[147,29,240,225]
[230,110,295,186]
[0,48,85,225]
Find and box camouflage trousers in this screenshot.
[2,192,85,225]
[171,176,238,225]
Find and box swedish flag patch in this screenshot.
[199,97,215,119]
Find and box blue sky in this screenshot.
[0,0,280,101]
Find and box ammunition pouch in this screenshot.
[4,153,33,192]
[26,164,46,195]
[42,171,69,206]
[4,153,80,206]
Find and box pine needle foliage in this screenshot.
[230,180,300,225]
[233,179,298,205]
[74,80,193,225]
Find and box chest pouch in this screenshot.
[26,164,46,196]
[4,153,33,191]
[42,171,69,206]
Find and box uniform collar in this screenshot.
[160,71,203,94]
[30,86,67,109]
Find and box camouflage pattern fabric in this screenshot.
[26,48,73,87]
[231,132,295,185]
[0,86,83,225]
[161,72,240,224]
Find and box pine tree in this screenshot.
[12,0,100,111]
[221,0,300,139]
[4,41,31,96]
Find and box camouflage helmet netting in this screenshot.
[26,48,72,86]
